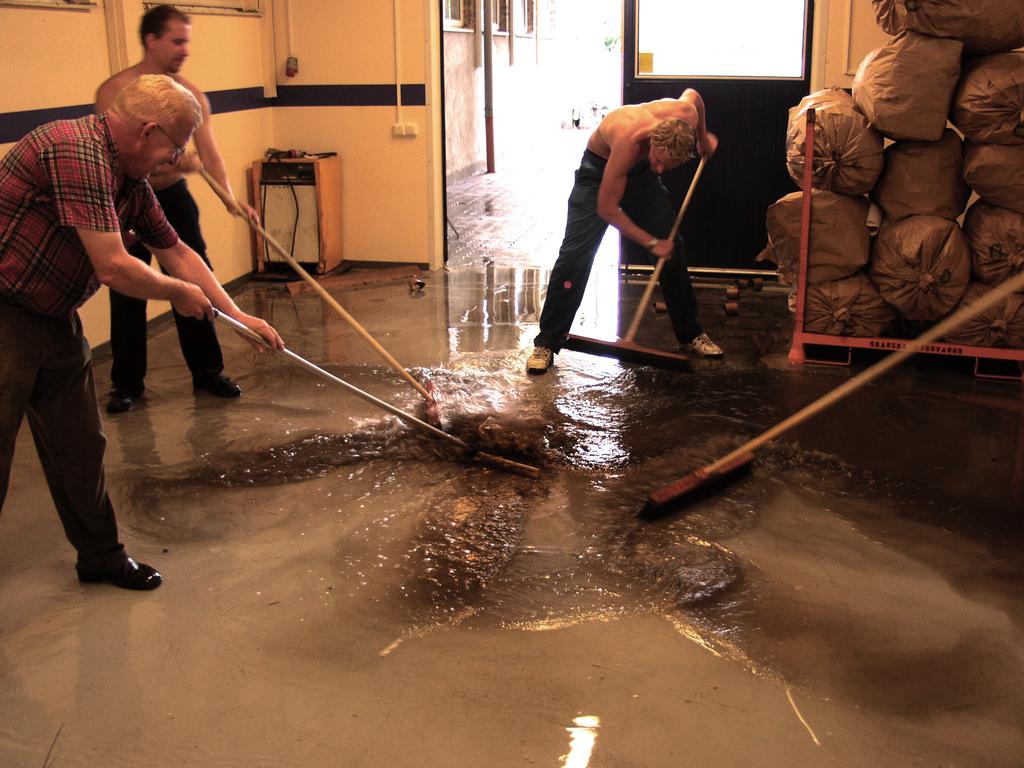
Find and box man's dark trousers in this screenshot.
[533,149,703,351]
[109,179,224,394]
[0,303,127,572]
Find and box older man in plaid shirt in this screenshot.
[0,74,283,590]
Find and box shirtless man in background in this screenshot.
[527,89,722,374]
[96,4,258,412]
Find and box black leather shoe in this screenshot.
[106,389,141,414]
[77,557,162,590]
[194,374,242,398]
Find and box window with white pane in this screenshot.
[635,0,807,79]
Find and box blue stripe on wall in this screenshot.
[207,87,268,114]
[0,104,94,143]
[1,83,427,143]
[270,83,426,108]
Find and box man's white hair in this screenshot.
[112,74,202,136]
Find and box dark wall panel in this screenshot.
[623,2,814,271]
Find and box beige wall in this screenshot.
[813,0,891,90]
[0,4,111,112]
[0,0,443,348]
[270,0,441,267]
[443,29,484,181]
[443,24,564,182]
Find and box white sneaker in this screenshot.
[684,332,724,358]
[526,346,554,374]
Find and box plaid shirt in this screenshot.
[0,113,178,317]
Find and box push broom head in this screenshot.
[638,452,754,519]
[563,334,691,370]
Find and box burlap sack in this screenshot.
[870,129,970,222]
[963,142,1024,214]
[872,0,1024,55]
[785,88,884,195]
[870,215,971,321]
[951,52,1024,145]
[852,30,963,141]
[756,190,871,286]
[944,283,1024,347]
[963,200,1024,290]
[804,272,898,337]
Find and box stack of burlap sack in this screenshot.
[759,0,1024,347]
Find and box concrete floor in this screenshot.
[2,139,1024,766]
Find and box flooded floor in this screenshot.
[3,157,1024,765]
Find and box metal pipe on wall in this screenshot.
[260,0,278,97]
[393,0,403,124]
[102,0,130,76]
[483,0,495,172]
[535,0,543,65]
[474,0,483,67]
[284,0,298,75]
[508,0,515,65]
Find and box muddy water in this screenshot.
[113,337,1024,718]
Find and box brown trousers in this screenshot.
[0,302,126,572]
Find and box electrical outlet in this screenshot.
[391,122,418,139]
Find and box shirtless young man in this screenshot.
[95,4,259,412]
[527,89,722,374]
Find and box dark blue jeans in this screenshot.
[534,150,702,351]
[109,179,224,394]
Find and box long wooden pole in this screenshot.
[623,155,707,342]
[647,267,1024,509]
[199,168,433,404]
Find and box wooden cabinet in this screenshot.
[250,155,342,275]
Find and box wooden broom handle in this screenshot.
[624,155,708,342]
[702,266,1024,476]
[199,169,433,403]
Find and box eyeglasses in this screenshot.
[154,124,186,161]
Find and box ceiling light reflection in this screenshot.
[560,714,601,768]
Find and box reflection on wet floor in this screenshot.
[109,313,1024,719]
[562,715,601,768]
[445,237,623,352]
[2,289,1021,768]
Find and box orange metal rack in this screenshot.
[786,108,1024,382]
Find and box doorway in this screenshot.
[441,0,626,268]
[623,0,814,272]
[440,0,627,344]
